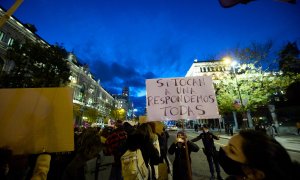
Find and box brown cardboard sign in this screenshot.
[0,87,74,154]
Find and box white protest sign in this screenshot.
[146,76,220,121]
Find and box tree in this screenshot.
[279,42,300,74]
[217,41,300,128]
[285,81,300,106]
[216,63,300,128]
[233,40,274,69]
[216,64,272,113]
[0,40,70,88]
[84,107,101,123]
[110,108,126,121]
[218,41,274,113]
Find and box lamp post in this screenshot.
[223,57,247,129]
[231,61,244,109]
[232,62,249,129]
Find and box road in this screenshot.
[166,130,300,180]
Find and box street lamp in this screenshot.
[231,62,244,111]
[223,56,247,129]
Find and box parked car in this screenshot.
[168,125,178,131]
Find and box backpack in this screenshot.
[121,149,149,180]
[84,151,114,180]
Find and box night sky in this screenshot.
[1,0,300,115]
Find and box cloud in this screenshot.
[143,72,156,79]
[130,95,146,114]
[71,24,190,115]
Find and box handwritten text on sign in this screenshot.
[146,76,220,121]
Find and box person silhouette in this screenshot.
[191,124,223,180]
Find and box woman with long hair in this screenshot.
[219,129,300,180]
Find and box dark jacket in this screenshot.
[158,131,169,157]
[140,138,160,166]
[168,140,199,180]
[62,155,86,180]
[191,131,219,155]
[128,131,160,166]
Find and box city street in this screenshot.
[0,2,299,180]
[166,130,300,180]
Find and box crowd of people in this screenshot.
[0,121,169,180]
[1,120,300,180]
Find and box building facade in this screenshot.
[0,7,48,73]
[185,59,232,128]
[185,59,231,80]
[67,53,115,125]
[0,7,115,126]
[113,86,134,120]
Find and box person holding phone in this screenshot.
[168,131,199,180]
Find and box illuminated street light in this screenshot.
[223,56,232,65]
[223,57,243,104]
[223,56,246,129]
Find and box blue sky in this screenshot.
[1,0,300,115]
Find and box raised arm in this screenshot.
[191,134,202,142]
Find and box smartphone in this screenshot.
[177,137,184,143]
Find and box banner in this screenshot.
[146,76,220,121]
[0,87,74,154]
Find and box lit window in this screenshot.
[69,75,77,83]
[0,31,4,41]
[7,38,14,46]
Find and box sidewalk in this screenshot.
[219,134,300,153]
[187,129,300,153]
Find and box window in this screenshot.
[0,31,4,41]
[7,38,14,46]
